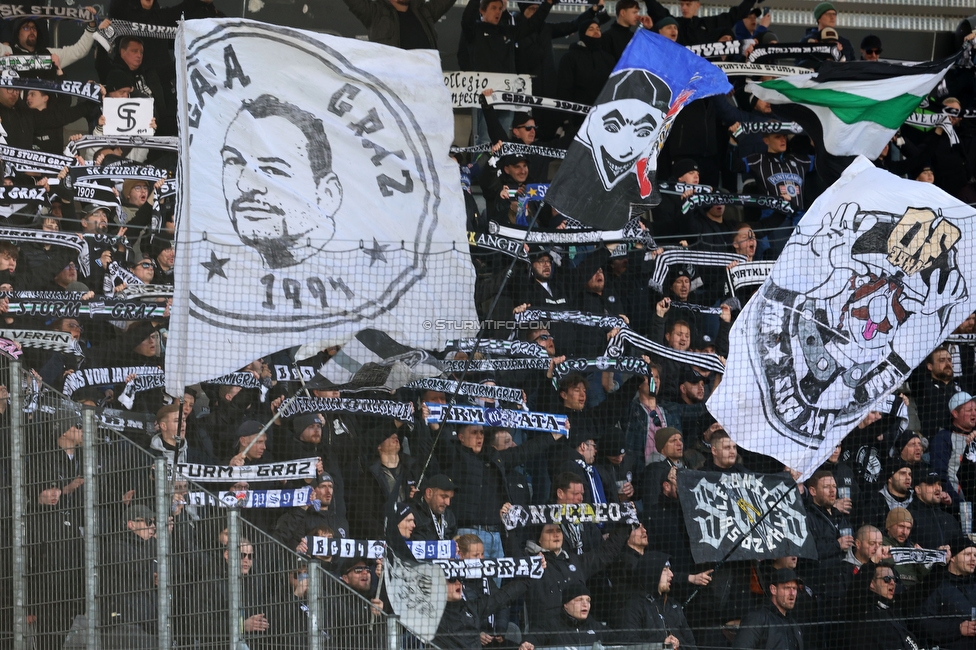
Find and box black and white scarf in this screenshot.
[94,20,178,52]
[450,142,566,160]
[406,378,525,405]
[307,538,458,560]
[103,260,143,295]
[449,337,551,359]
[62,364,162,398]
[0,185,46,202]
[437,358,552,372]
[425,402,569,435]
[603,328,727,374]
[0,143,73,174]
[501,502,638,530]
[682,192,794,215]
[202,371,267,390]
[485,91,592,115]
[0,328,80,354]
[434,557,545,579]
[0,5,94,21]
[714,61,813,77]
[117,371,166,409]
[64,134,180,157]
[668,300,724,315]
[889,547,947,566]
[748,43,840,63]
[67,163,169,186]
[514,309,628,331]
[188,487,313,508]
[658,181,713,194]
[489,217,653,246]
[686,40,742,60]
[467,230,530,260]
[0,75,101,102]
[727,261,773,292]
[732,121,803,137]
[278,397,414,421]
[551,356,650,384]
[2,294,166,320]
[175,457,319,483]
[647,248,746,293]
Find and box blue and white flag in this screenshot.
[545,28,732,229]
[187,487,313,508]
[709,157,976,480]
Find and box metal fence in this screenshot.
[0,359,406,650]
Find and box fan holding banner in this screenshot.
[544,28,731,229]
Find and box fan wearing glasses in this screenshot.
[859,34,882,61]
[844,562,920,650]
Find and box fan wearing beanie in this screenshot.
[528,582,606,646]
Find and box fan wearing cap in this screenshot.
[881,508,928,591]
[652,157,703,240]
[525,582,604,646]
[852,458,913,531]
[556,14,615,131]
[930,390,976,504]
[596,430,636,501]
[859,34,882,61]
[24,87,93,155]
[331,557,386,648]
[734,568,803,649]
[278,412,346,501]
[917,536,976,648]
[490,152,540,226]
[615,552,695,648]
[411,474,458,542]
[274,472,350,553]
[908,471,963,551]
[803,3,853,60]
[642,0,760,46]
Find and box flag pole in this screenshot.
[416,208,544,487]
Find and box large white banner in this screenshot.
[167,19,475,393]
[708,156,976,480]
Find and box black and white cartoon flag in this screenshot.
[676,470,816,563]
[167,19,475,394]
[709,157,976,480]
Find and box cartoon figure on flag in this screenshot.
[710,158,976,483]
[545,29,731,229]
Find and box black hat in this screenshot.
[106,68,136,93]
[292,413,323,435]
[637,551,672,593]
[672,158,699,179]
[305,374,339,391]
[769,567,803,585]
[758,32,778,46]
[890,430,920,458]
[391,502,414,526]
[336,557,369,576]
[561,582,591,604]
[652,16,677,31]
[668,264,694,286]
[860,34,882,51]
[123,321,157,350]
[917,471,942,486]
[884,457,912,482]
[235,420,264,438]
[423,474,457,492]
[694,332,715,350]
[526,244,554,260]
[578,17,600,40]
[511,112,534,129]
[313,473,334,486]
[680,367,705,385]
[601,430,627,456]
[949,535,976,556]
[501,153,529,168]
[71,386,105,405]
[125,504,154,522]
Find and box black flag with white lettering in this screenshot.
[676,470,817,563]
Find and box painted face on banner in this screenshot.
[576,69,671,194]
[182,22,446,335]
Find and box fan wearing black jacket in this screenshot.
[614,551,697,648]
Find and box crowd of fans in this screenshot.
[0,0,974,648]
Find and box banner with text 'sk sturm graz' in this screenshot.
[167,19,476,394]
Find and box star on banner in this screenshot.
[364,238,389,266]
[201,250,230,280]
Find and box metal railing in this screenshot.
[0,358,400,650]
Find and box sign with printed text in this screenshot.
[442,71,531,109]
[103,97,153,135]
